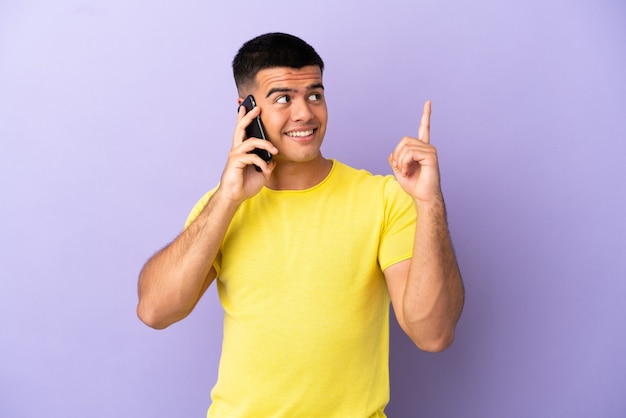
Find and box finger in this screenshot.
[388,152,401,175]
[232,105,247,147]
[234,137,278,158]
[389,136,425,165]
[232,105,261,148]
[251,137,278,155]
[388,137,415,174]
[389,142,417,177]
[418,100,431,144]
[227,149,269,173]
[392,141,436,177]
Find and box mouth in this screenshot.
[284,128,318,142]
[285,129,315,138]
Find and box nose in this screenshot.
[290,98,314,122]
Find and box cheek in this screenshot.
[262,116,285,142]
[314,105,328,122]
[261,113,282,132]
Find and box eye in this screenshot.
[276,95,290,104]
[308,93,322,101]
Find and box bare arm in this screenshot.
[137,105,278,329]
[137,191,238,329]
[386,101,465,352]
[385,199,464,352]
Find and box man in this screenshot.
[137,32,464,417]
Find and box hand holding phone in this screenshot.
[240,95,272,171]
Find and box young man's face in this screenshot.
[242,65,328,165]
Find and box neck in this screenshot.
[266,155,333,191]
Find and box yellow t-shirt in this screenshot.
[185,160,416,418]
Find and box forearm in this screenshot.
[403,198,464,351]
[137,191,239,329]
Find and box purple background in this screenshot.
[1,1,625,417]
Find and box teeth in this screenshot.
[286,130,314,137]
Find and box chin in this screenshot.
[276,151,323,164]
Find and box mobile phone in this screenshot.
[240,95,272,170]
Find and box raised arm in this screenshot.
[136,105,278,329]
[385,101,465,352]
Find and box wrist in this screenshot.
[211,187,244,213]
[414,193,446,215]
[414,190,444,206]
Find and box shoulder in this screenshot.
[331,159,404,194]
[331,159,385,183]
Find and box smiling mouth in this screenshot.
[285,129,315,138]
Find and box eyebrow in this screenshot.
[265,83,325,98]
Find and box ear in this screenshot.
[237,97,245,106]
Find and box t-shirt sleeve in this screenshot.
[184,188,217,229]
[378,176,417,271]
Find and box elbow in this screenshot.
[136,301,173,330]
[413,331,455,353]
[402,319,456,353]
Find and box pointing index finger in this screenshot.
[418,100,431,144]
